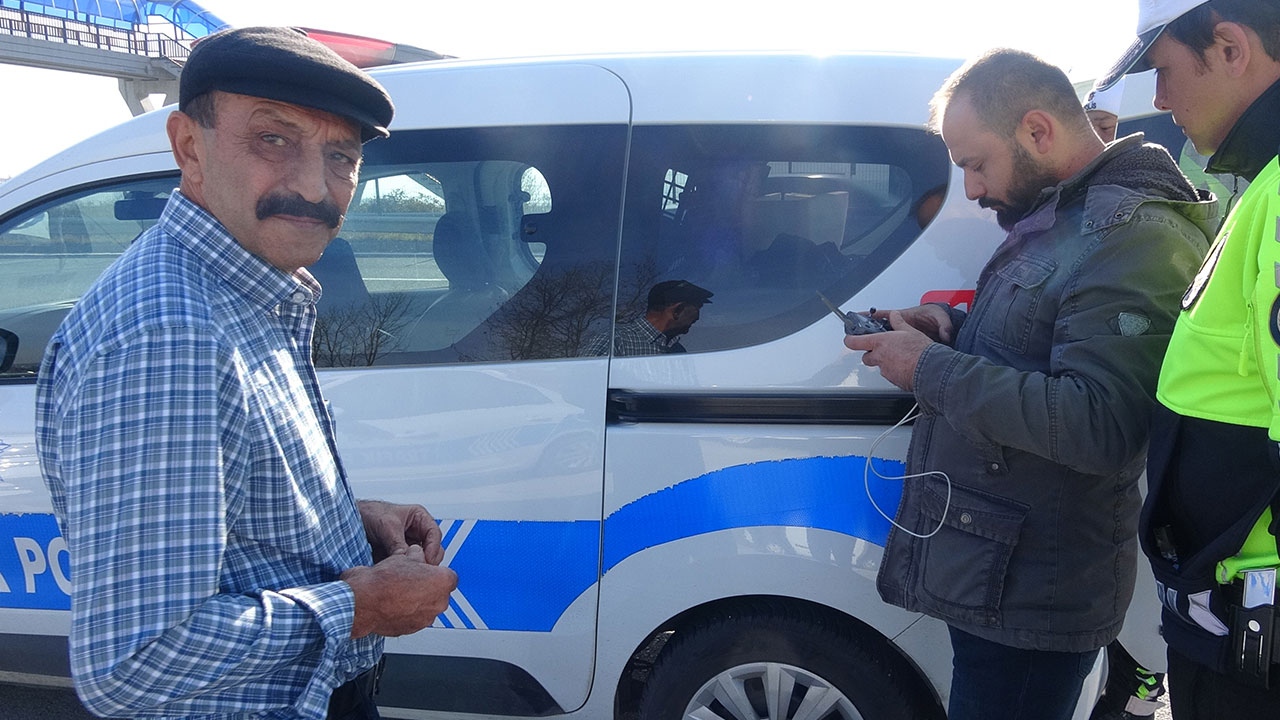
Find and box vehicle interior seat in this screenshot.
[405,212,510,349]
[307,237,371,314]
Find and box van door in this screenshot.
[0,176,177,641]
[315,64,630,715]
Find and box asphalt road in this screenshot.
[0,684,99,720]
[0,681,1175,719]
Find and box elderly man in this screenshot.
[845,49,1215,719]
[35,27,456,719]
[1098,1,1280,715]
[588,279,713,356]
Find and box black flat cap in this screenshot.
[180,26,394,142]
[649,280,714,308]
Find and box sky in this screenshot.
[0,0,1141,180]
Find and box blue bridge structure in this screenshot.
[0,1,443,115]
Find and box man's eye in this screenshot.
[260,134,287,146]
[330,152,357,165]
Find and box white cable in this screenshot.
[863,402,952,539]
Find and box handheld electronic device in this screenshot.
[817,292,890,335]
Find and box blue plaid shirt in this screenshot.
[36,191,381,719]
[585,316,686,356]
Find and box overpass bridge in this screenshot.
[0,1,444,115]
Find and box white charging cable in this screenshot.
[863,402,952,539]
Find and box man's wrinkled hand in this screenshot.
[844,311,934,391]
[870,303,955,344]
[358,500,445,565]
[342,545,458,639]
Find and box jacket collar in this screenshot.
[1054,134,1148,205]
[1205,77,1280,183]
[1006,134,1217,245]
[1012,135,1146,237]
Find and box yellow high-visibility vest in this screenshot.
[1158,158,1280,441]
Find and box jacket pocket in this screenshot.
[913,483,1029,628]
[977,255,1056,354]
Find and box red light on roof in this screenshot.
[298,27,396,68]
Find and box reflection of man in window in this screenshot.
[588,280,713,356]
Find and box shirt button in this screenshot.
[290,290,308,304]
[960,513,973,524]
[989,462,1000,471]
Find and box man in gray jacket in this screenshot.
[846,49,1216,720]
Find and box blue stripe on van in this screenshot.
[1,455,905,630]
[0,513,71,611]
[446,518,600,632]
[444,454,904,631]
[601,454,905,574]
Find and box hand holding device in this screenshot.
[873,303,956,344]
[817,293,889,335]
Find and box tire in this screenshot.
[637,601,937,720]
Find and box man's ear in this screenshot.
[1018,109,1055,155]
[1213,21,1253,78]
[167,111,207,195]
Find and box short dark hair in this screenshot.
[184,91,218,130]
[1166,0,1280,65]
[929,48,1090,138]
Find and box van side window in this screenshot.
[0,177,175,379]
[617,125,950,354]
[320,124,627,368]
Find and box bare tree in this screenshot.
[484,261,615,360]
[312,293,414,367]
[613,259,662,323]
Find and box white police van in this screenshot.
[0,53,1174,719]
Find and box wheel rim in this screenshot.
[683,661,864,720]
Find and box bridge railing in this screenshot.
[0,6,189,62]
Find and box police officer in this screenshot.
[1097,1,1280,715]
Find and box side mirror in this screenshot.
[0,329,16,375]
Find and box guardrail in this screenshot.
[0,6,189,62]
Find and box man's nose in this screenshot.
[963,172,984,201]
[285,150,330,204]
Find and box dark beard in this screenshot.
[980,144,1059,231]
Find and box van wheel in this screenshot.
[637,602,936,720]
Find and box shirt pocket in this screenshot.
[913,483,1029,629]
[977,255,1057,355]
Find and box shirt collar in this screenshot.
[160,190,320,311]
